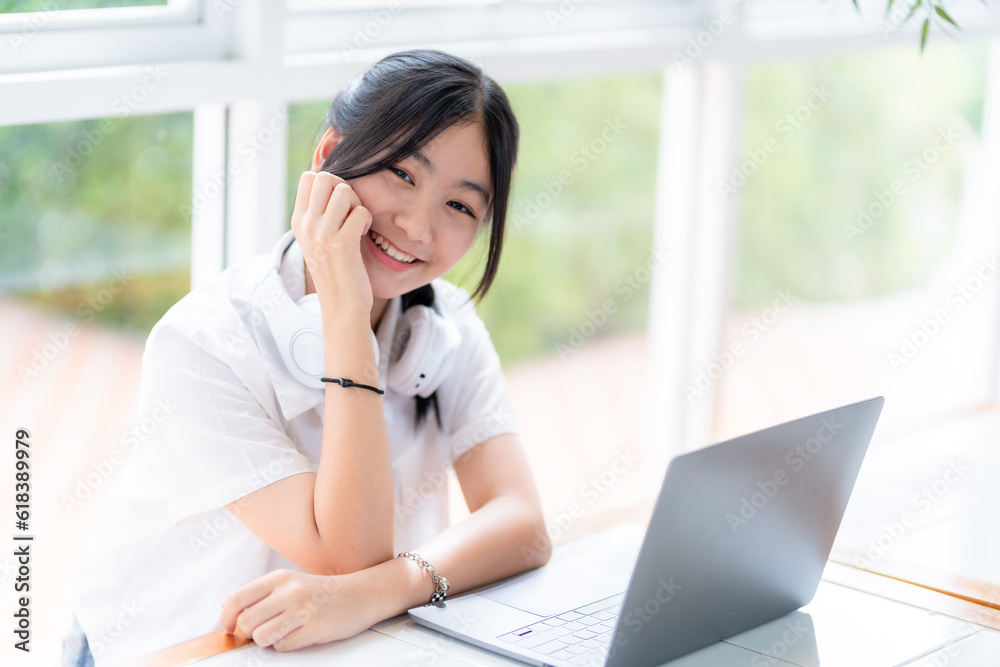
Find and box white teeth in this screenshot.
[370,231,415,263]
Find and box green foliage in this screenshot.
[1,42,986,361]
[847,0,976,52]
[736,41,985,307]
[0,113,193,334]
[287,75,662,364]
[0,0,164,11]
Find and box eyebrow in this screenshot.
[410,149,492,209]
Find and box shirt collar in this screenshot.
[254,230,401,422]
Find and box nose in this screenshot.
[392,201,433,245]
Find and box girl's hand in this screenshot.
[291,170,374,318]
[220,569,381,651]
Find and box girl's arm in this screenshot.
[219,432,552,650]
[224,171,395,575]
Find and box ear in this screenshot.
[311,126,343,172]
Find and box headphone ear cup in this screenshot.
[388,305,460,398]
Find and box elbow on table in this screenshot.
[301,545,395,577]
[523,513,553,569]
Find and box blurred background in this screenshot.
[2,0,1000,664]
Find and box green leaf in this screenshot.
[903,0,923,25]
[850,0,859,11]
[934,5,960,28]
[920,17,929,52]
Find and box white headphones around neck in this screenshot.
[261,238,461,398]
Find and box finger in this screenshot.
[249,610,305,649]
[342,204,373,240]
[234,593,288,640]
[308,171,341,217]
[271,623,316,652]
[293,171,317,221]
[220,574,281,633]
[320,182,359,232]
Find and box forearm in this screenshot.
[313,312,394,572]
[369,494,552,619]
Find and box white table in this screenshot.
[191,564,1000,667]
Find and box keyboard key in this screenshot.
[564,621,586,631]
[570,651,604,666]
[572,629,597,640]
[520,631,560,649]
[575,594,625,616]
[553,648,577,661]
[567,644,588,655]
[579,616,604,626]
[535,639,570,655]
[551,627,573,637]
[542,617,566,627]
[581,638,603,649]
[592,610,615,621]
[557,611,584,622]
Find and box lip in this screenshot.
[366,232,423,273]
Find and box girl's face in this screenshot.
[339,121,492,302]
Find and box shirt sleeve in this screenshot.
[441,312,520,463]
[138,326,316,526]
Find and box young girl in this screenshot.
[69,49,550,665]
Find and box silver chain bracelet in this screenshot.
[398,552,450,603]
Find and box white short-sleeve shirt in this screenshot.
[72,230,518,666]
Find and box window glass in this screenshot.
[1,113,193,333]
[287,73,663,538]
[714,40,991,440]
[0,0,166,11]
[0,110,191,664]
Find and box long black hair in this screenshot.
[319,49,519,427]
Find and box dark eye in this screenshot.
[448,201,475,217]
[390,167,412,183]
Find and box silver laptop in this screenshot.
[408,397,884,667]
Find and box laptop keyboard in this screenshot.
[497,593,624,666]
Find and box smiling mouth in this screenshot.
[369,231,418,264]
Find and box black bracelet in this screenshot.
[320,377,385,395]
